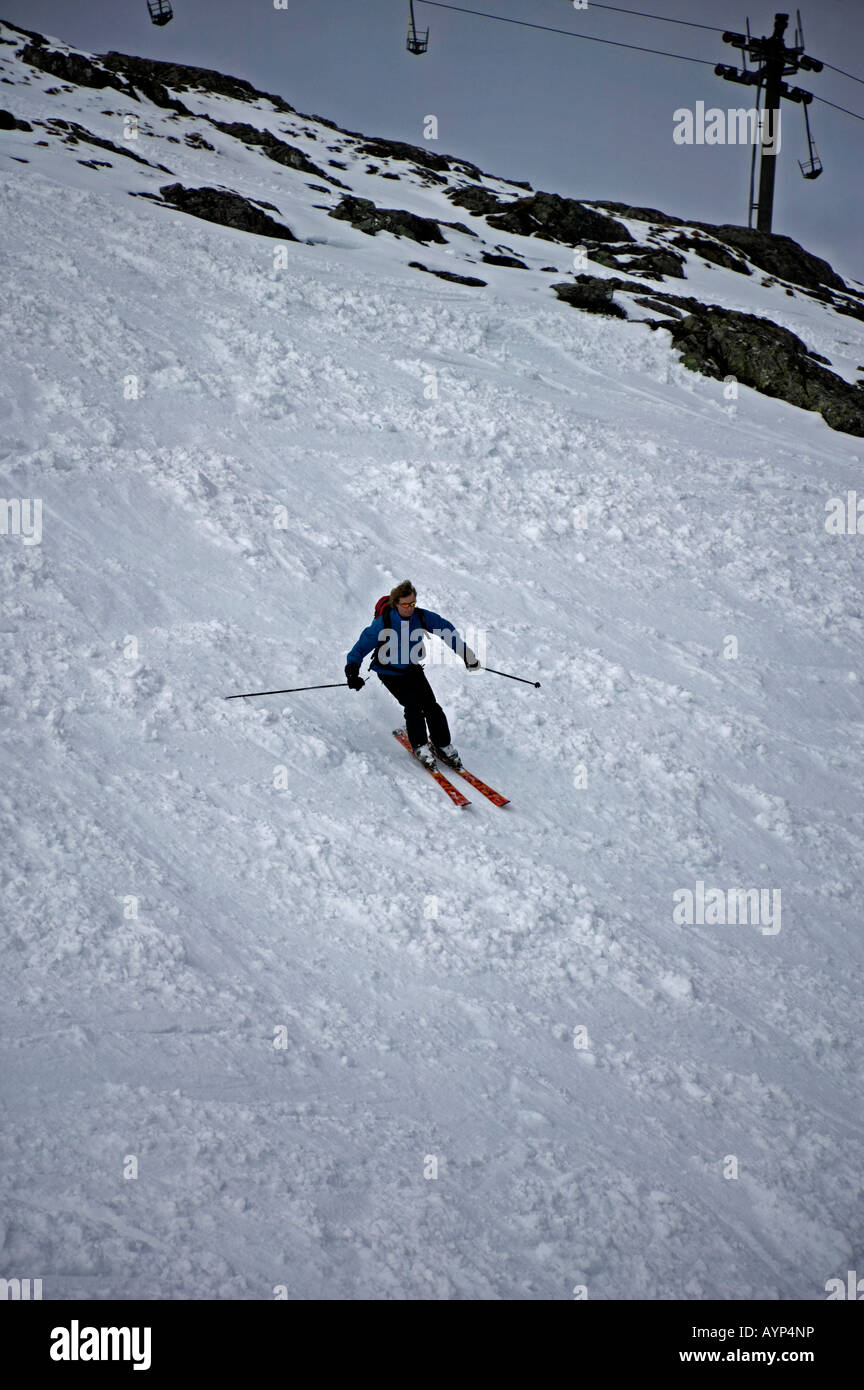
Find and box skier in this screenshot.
[345,581,479,769]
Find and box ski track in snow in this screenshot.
[1,25,863,1298]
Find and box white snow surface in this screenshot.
[1,21,863,1300]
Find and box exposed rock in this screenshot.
[19,42,135,98]
[208,119,334,182]
[666,305,864,436]
[552,276,628,319]
[0,108,32,131]
[624,247,686,280]
[304,113,341,132]
[588,247,627,272]
[1,21,48,44]
[589,244,685,280]
[44,118,173,171]
[668,232,751,276]
[585,210,848,294]
[625,287,713,314]
[409,262,486,287]
[585,201,682,227]
[633,297,684,318]
[126,78,191,116]
[688,223,846,293]
[409,164,449,186]
[481,252,527,269]
[447,186,505,216]
[356,135,482,181]
[486,191,633,247]
[593,279,730,316]
[158,183,298,240]
[832,299,864,327]
[329,195,446,244]
[100,52,294,112]
[17,39,200,115]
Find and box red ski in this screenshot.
[392,729,470,808]
[433,751,510,806]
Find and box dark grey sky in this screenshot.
[8,0,863,279]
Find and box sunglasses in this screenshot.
[396,599,417,607]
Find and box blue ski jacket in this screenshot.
[347,608,463,675]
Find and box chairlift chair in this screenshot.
[799,149,823,179]
[147,0,174,26]
[798,101,823,179]
[407,0,429,55]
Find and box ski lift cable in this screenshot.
[413,2,717,66]
[821,61,864,88]
[415,2,864,126]
[573,2,726,32]
[810,93,864,122]
[418,1,724,33]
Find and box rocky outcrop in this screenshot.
[158,184,298,240]
[665,305,864,436]
[0,108,32,131]
[329,196,446,244]
[43,118,173,172]
[13,39,297,118]
[834,299,864,327]
[447,186,505,217]
[688,224,846,293]
[481,252,527,269]
[552,276,628,319]
[16,40,193,114]
[668,232,751,276]
[632,296,685,318]
[446,188,634,246]
[19,42,136,99]
[586,207,844,293]
[550,276,864,434]
[100,52,294,113]
[486,191,633,247]
[208,120,333,182]
[586,200,683,228]
[589,244,686,280]
[355,135,486,182]
[409,262,486,287]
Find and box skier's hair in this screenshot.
[390,580,416,604]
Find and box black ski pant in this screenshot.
[376,666,451,749]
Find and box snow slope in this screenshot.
[1,19,862,1300]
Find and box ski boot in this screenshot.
[432,743,462,770]
[412,742,437,769]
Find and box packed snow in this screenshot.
[1,19,862,1299]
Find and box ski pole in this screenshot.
[482,666,541,688]
[224,682,349,700]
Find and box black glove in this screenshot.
[463,647,480,671]
[345,663,365,691]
